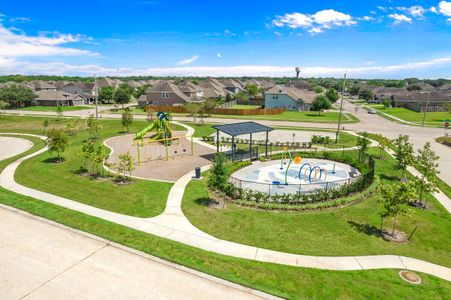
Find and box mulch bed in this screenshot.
[399,270,422,285]
[381,229,408,243]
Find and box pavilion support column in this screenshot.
[216,129,219,153]
[249,133,253,161]
[265,131,269,157]
[231,136,235,160]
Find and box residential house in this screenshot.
[391,91,451,112]
[264,85,316,111]
[198,78,230,99]
[219,79,244,94]
[178,81,204,98]
[59,82,95,103]
[138,81,204,108]
[34,90,86,106]
[33,81,57,91]
[97,77,123,89]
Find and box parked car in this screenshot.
[368,108,377,114]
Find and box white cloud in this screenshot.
[2,57,450,78]
[224,29,237,37]
[430,6,438,13]
[388,13,412,24]
[0,22,95,57]
[358,16,375,21]
[217,52,222,59]
[273,9,355,35]
[10,17,31,23]
[438,1,451,16]
[397,6,426,18]
[176,55,199,65]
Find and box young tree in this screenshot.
[374,133,389,159]
[113,87,131,109]
[381,98,391,108]
[121,108,133,133]
[415,142,440,206]
[116,152,135,180]
[86,113,101,140]
[379,182,416,236]
[185,102,201,122]
[393,134,414,180]
[65,119,79,136]
[43,119,50,130]
[325,88,339,103]
[93,145,109,176]
[0,100,9,113]
[46,128,68,161]
[311,95,331,116]
[80,139,95,173]
[203,98,217,116]
[56,105,63,120]
[0,84,37,107]
[98,86,115,104]
[209,153,227,189]
[357,131,371,162]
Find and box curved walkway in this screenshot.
[0,134,450,282]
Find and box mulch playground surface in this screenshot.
[105,132,215,182]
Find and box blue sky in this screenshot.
[0,0,450,78]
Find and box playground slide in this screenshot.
[134,122,157,140]
[134,112,173,141]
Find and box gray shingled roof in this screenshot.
[213,122,273,136]
[265,85,316,104]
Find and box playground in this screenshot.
[105,112,215,182]
[230,158,358,195]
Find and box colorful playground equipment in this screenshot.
[276,148,327,185]
[134,112,193,164]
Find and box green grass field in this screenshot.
[0,129,450,299]
[368,105,451,126]
[0,115,173,217]
[212,110,359,123]
[229,104,261,109]
[18,105,93,112]
[182,148,451,267]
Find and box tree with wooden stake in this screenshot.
[415,142,439,208]
[46,128,68,162]
[378,182,416,240]
[374,134,389,159]
[116,152,135,181]
[393,134,414,181]
[121,108,133,133]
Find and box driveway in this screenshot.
[0,206,273,300]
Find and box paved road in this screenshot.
[0,206,273,300]
[4,102,450,184]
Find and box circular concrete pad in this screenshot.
[0,136,33,161]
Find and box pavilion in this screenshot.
[212,122,273,161]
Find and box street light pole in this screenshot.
[94,73,99,119]
[421,92,430,127]
[335,72,347,143]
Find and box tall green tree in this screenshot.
[98,86,115,104]
[114,86,132,109]
[311,95,331,116]
[133,84,149,99]
[245,84,259,97]
[357,131,371,162]
[0,84,37,107]
[393,134,414,180]
[0,100,9,113]
[203,98,217,116]
[46,128,68,161]
[325,88,339,103]
[359,89,373,101]
[313,86,324,94]
[415,142,439,206]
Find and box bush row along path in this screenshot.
[3,99,450,185]
[0,130,450,282]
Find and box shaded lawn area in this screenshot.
[182,148,451,267]
[212,110,359,123]
[0,135,450,299]
[17,105,94,112]
[369,105,451,126]
[1,115,174,217]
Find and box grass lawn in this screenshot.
[368,105,451,126]
[182,148,451,267]
[212,110,359,123]
[0,134,449,299]
[229,104,261,109]
[0,115,174,217]
[107,107,147,115]
[17,105,94,112]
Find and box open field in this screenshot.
[182,148,451,267]
[368,105,450,126]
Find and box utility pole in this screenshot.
[421,92,430,127]
[335,72,347,143]
[94,73,99,119]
